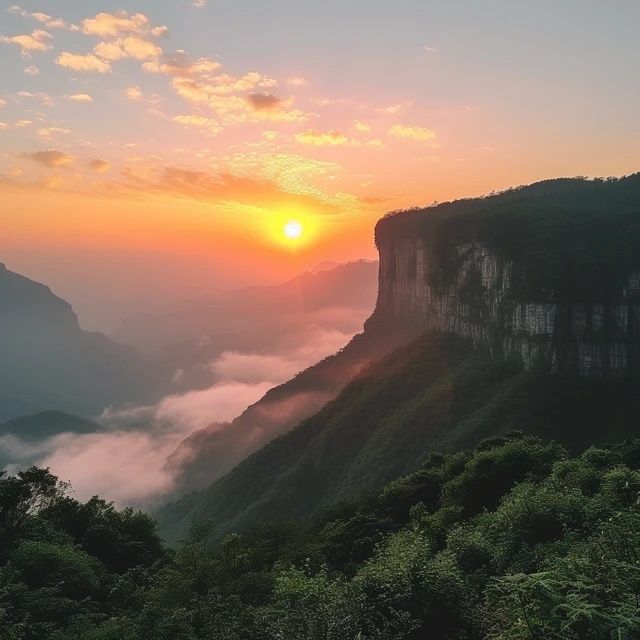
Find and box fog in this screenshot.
[2,324,357,506]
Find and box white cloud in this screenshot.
[388,123,436,141]
[82,11,165,38]
[286,76,308,87]
[37,126,71,138]
[295,128,350,146]
[125,86,143,100]
[0,29,52,54]
[68,93,93,103]
[56,52,111,73]
[94,36,162,61]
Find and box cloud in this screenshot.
[172,114,220,135]
[286,76,308,87]
[82,11,165,38]
[169,79,307,124]
[56,52,111,73]
[23,65,38,75]
[16,90,52,106]
[354,120,371,132]
[142,51,221,77]
[0,99,6,107]
[156,382,273,430]
[125,86,143,100]
[245,92,283,112]
[24,149,74,167]
[192,0,207,7]
[0,304,363,506]
[376,103,406,115]
[388,123,436,141]
[94,36,162,61]
[68,93,93,103]
[0,29,52,54]
[295,128,350,146]
[89,158,111,172]
[210,330,353,385]
[37,127,71,138]
[0,123,8,130]
[422,44,437,53]
[7,5,78,31]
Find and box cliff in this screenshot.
[370,176,640,377]
[157,175,640,543]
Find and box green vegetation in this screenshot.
[3,433,640,638]
[377,175,640,300]
[157,331,640,542]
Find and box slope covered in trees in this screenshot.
[156,331,640,542]
[3,433,640,639]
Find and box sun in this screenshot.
[283,220,303,240]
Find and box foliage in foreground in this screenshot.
[2,433,640,639]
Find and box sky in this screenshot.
[1,0,640,329]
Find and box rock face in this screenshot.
[372,179,640,378]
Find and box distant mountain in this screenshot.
[0,410,102,468]
[0,264,159,421]
[112,260,379,353]
[156,175,640,543]
[0,411,99,442]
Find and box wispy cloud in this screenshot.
[89,158,111,173]
[388,123,436,141]
[295,128,349,146]
[24,149,74,167]
[67,93,93,103]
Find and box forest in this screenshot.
[2,431,640,639]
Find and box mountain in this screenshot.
[0,411,101,468]
[0,411,99,442]
[156,175,640,542]
[112,260,379,354]
[0,264,159,421]
[164,320,421,493]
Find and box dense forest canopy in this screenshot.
[2,432,640,639]
[375,175,640,299]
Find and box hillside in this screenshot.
[5,434,640,639]
[0,264,159,421]
[157,175,640,542]
[165,320,421,493]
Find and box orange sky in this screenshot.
[2,1,640,329]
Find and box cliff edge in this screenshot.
[370,175,640,377]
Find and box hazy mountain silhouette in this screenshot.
[0,264,159,421]
[112,260,379,354]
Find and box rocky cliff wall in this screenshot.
[372,234,640,377]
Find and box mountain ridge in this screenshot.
[156,175,640,543]
[0,264,159,421]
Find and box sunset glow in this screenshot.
[1,1,639,330]
[283,220,303,240]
